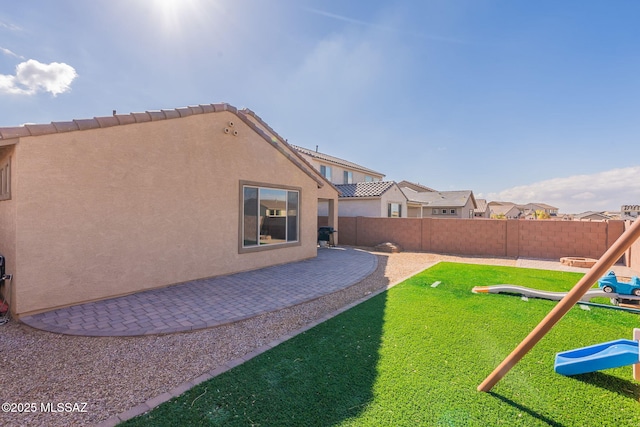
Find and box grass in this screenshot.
[122,263,640,426]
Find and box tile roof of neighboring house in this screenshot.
[291,145,385,177]
[336,181,398,198]
[402,189,476,208]
[573,211,611,220]
[490,204,521,216]
[0,103,334,190]
[474,198,488,212]
[528,203,559,210]
[397,180,436,192]
[489,201,559,211]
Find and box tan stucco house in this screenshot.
[399,182,477,219]
[291,145,385,184]
[336,181,408,218]
[0,103,339,317]
[489,203,522,219]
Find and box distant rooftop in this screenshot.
[336,181,397,198]
[474,198,488,212]
[397,180,436,193]
[402,189,475,208]
[291,145,385,178]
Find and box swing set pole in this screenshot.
[478,219,640,392]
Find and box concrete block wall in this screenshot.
[517,220,608,260]
[337,216,626,261]
[430,218,506,256]
[625,221,640,270]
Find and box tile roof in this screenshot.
[527,202,559,210]
[402,189,474,208]
[474,198,488,212]
[291,145,385,177]
[336,181,398,198]
[490,204,521,216]
[573,211,611,220]
[0,103,232,140]
[397,180,436,192]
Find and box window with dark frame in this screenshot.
[242,184,299,248]
[320,165,332,181]
[388,202,402,218]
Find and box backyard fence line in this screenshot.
[321,216,636,268]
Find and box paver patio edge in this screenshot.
[98,258,437,426]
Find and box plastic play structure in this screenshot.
[472,283,640,313]
[554,332,640,377]
[598,270,640,296]
[472,273,640,375]
[477,218,640,392]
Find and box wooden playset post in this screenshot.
[478,218,640,392]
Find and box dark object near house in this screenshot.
[318,226,336,246]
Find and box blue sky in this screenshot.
[1,0,639,214]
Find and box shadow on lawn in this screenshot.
[572,372,640,399]
[488,392,567,427]
[124,254,390,427]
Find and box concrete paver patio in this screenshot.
[21,247,377,336]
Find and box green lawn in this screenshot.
[122,263,640,426]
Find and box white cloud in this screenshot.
[0,59,78,96]
[481,167,640,214]
[0,20,22,31]
[0,46,24,59]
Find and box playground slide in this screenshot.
[472,285,640,302]
[554,339,639,376]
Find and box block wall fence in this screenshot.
[626,221,640,270]
[321,217,637,268]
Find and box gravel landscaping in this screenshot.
[0,249,515,427]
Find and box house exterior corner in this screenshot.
[0,106,337,317]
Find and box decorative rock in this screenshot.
[374,242,402,253]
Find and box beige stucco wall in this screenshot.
[297,155,384,184]
[406,205,422,218]
[0,145,16,310]
[11,112,329,316]
[338,198,381,217]
[338,186,408,218]
[379,186,408,217]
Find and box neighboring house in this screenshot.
[523,203,559,217]
[0,103,339,317]
[622,205,640,220]
[489,202,522,219]
[473,198,491,218]
[336,181,408,218]
[603,211,622,220]
[291,145,385,184]
[573,211,612,221]
[400,185,477,219]
[397,180,436,193]
[488,201,559,219]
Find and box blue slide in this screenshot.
[554,339,639,376]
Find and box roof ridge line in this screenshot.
[0,103,234,140]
